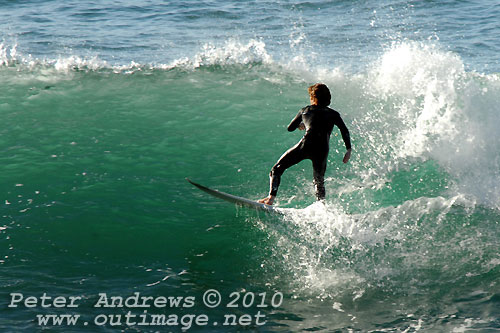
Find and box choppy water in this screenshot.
[1,1,499,332]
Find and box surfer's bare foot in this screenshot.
[258,195,275,205]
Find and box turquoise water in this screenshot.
[1,1,500,332]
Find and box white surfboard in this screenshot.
[186,178,277,213]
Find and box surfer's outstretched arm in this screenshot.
[334,112,352,163]
[287,110,303,131]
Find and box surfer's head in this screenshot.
[308,83,331,106]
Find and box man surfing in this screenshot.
[258,83,352,205]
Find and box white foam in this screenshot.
[0,43,17,66]
[365,41,500,208]
[158,39,274,70]
[269,193,477,297]
[53,55,109,72]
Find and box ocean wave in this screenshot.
[360,41,500,209]
[266,192,496,302]
[3,39,500,208]
[0,39,276,73]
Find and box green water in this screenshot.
[1,56,499,331]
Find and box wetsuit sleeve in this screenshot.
[287,109,303,132]
[335,113,352,150]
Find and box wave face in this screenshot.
[1,1,500,332]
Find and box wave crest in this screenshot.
[364,42,500,208]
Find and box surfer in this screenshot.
[258,83,352,205]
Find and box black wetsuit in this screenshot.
[268,105,351,200]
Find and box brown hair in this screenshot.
[308,83,331,106]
